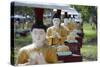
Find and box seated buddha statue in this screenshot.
[16,8,58,66]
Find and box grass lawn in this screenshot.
[83,22,97,43]
[81,44,97,61]
[81,22,97,61]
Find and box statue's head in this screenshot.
[64,18,69,25]
[64,12,69,25]
[52,13,61,27]
[30,8,47,47]
[31,23,47,44]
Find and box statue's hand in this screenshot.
[36,52,47,64]
[55,32,61,38]
[52,31,57,38]
[52,31,61,38]
[29,52,46,64]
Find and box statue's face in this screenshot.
[31,29,46,44]
[52,18,60,27]
[64,18,69,25]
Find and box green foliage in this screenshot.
[14,6,33,15]
[71,5,97,22]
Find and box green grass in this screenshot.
[14,34,32,47]
[81,22,97,61]
[81,44,97,61]
[83,22,97,42]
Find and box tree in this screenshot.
[71,5,97,23]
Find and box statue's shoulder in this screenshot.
[48,26,54,29]
[19,44,34,52]
[47,26,54,31]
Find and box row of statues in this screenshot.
[15,10,83,66]
[47,12,82,45]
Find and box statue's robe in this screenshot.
[16,44,58,65]
[46,26,69,45]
